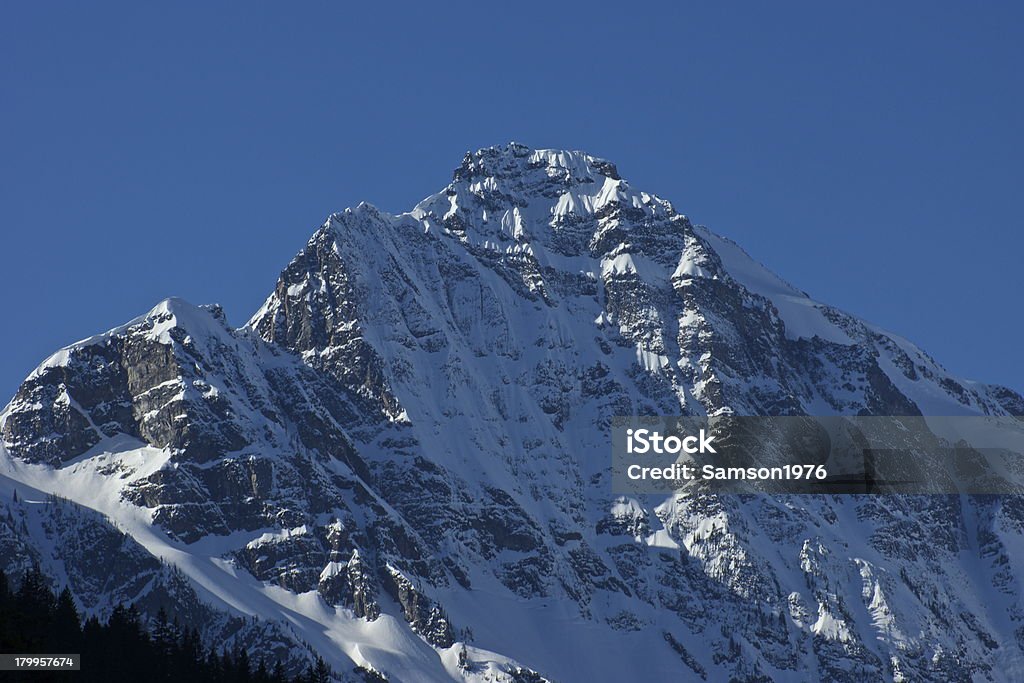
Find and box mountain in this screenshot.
[2,142,1024,682]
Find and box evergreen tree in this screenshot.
[311,656,331,683]
[235,645,252,683]
[52,587,82,652]
[255,657,270,683]
[0,567,320,683]
[206,645,223,681]
[221,645,236,682]
[177,627,205,681]
[15,565,54,647]
[152,608,176,663]
[0,570,14,649]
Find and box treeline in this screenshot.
[0,568,333,682]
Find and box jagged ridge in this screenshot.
[2,143,1024,682]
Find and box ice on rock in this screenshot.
[2,142,1023,682]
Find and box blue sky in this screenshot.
[2,2,1022,400]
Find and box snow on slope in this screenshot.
[695,227,854,346]
[3,143,1024,682]
[0,302,533,682]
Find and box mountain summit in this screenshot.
[2,143,1023,681]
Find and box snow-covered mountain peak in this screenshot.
[146,296,231,336]
[452,142,619,184]
[405,143,678,257]
[18,296,229,386]
[5,144,1024,681]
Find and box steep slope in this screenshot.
[3,143,1024,682]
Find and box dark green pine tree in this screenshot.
[235,645,252,683]
[0,569,15,650]
[176,627,205,682]
[254,657,270,683]
[0,566,324,683]
[221,645,237,682]
[107,604,151,679]
[80,615,108,683]
[14,565,54,647]
[52,587,82,653]
[311,656,331,683]
[151,606,177,678]
[205,645,223,682]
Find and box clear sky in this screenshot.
[2,2,1022,401]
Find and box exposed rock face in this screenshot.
[2,143,1024,682]
[381,564,455,649]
